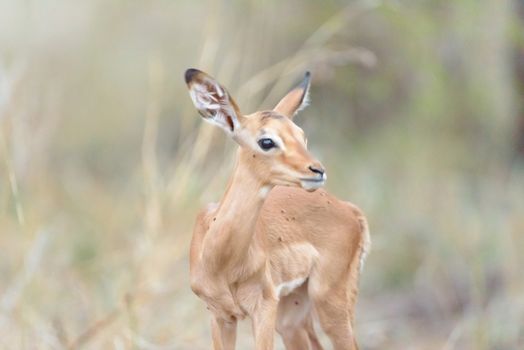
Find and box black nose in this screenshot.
[308,166,325,176]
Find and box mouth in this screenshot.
[300,175,326,192]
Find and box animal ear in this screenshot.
[185,68,244,135]
[273,71,311,119]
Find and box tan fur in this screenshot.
[186,69,370,350]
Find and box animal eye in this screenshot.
[258,138,276,151]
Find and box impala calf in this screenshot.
[185,68,370,350]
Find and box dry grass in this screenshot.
[0,0,523,349]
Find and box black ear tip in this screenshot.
[300,71,311,88]
[185,68,201,84]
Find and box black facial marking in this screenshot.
[226,115,234,131]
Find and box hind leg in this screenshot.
[303,313,323,350]
[309,270,359,350]
[310,285,358,349]
[278,314,323,350]
[276,283,324,350]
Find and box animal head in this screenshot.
[184,69,325,191]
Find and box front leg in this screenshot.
[251,293,278,350]
[211,316,237,350]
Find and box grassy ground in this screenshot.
[1,0,523,349]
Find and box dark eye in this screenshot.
[258,138,276,151]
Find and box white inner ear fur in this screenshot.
[215,83,224,97]
[189,83,220,111]
[189,80,240,134]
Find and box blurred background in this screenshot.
[1,0,523,349]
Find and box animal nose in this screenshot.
[308,165,325,177]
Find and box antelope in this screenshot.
[185,68,370,350]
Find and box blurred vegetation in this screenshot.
[1,0,523,349]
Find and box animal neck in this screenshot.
[201,149,272,271]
